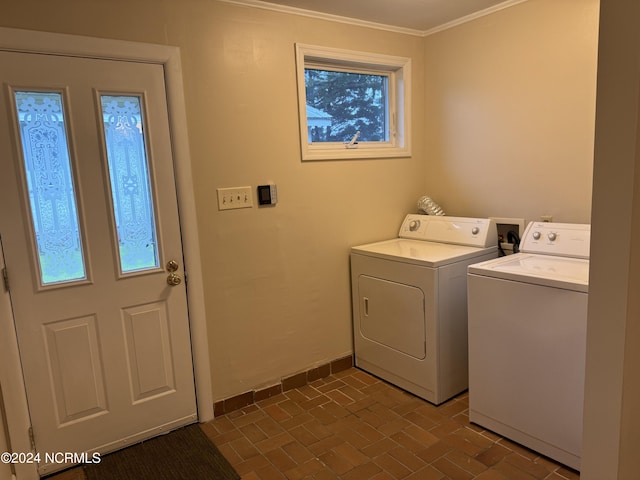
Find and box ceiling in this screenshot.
[239,0,526,34]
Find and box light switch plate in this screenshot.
[217,186,253,210]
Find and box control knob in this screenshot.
[409,219,420,231]
[532,231,541,240]
[471,227,480,235]
[548,232,557,241]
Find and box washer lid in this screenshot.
[468,253,589,292]
[351,238,497,267]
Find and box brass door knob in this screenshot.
[167,273,182,286]
[166,260,179,272]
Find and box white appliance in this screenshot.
[467,221,590,471]
[351,214,498,405]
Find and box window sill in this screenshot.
[301,144,412,161]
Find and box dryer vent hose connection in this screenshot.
[417,196,445,216]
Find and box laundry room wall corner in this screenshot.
[423,0,599,223]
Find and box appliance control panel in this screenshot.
[398,214,497,248]
[520,222,590,258]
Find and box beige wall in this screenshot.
[582,0,640,477]
[0,0,427,401]
[423,0,599,223]
[178,4,426,400]
[0,0,599,405]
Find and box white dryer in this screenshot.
[351,214,498,405]
[467,221,590,471]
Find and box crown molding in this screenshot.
[217,0,529,37]
[422,0,530,36]
[217,0,425,36]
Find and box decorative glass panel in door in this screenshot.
[100,95,159,274]
[14,91,86,285]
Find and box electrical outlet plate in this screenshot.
[217,186,253,210]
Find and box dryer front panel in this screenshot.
[350,252,438,402]
[358,275,426,359]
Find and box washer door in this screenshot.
[358,275,426,359]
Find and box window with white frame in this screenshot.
[295,44,411,161]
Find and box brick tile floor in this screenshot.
[202,368,580,480]
[46,367,580,480]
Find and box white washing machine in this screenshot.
[467,221,590,471]
[351,214,498,405]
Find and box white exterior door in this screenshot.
[0,51,197,475]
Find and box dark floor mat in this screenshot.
[83,424,240,480]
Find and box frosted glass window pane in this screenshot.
[14,91,86,285]
[100,95,159,273]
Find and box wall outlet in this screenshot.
[217,186,253,210]
[541,215,553,222]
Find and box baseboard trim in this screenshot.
[213,355,353,417]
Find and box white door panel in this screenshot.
[0,51,196,475]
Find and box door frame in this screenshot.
[0,27,213,480]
